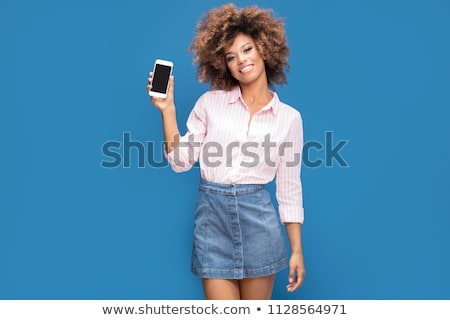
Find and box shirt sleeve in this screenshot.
[165,94,207,172]
[275,112,305,224]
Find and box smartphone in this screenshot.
[148,59,173,98]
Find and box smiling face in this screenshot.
[225,33,267,87]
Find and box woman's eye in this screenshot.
[244,47,252,53]
[226,56,235,62]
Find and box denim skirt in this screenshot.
[191,179,288,279]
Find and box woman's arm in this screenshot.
[285,222,306,292]
[147,75,180,153]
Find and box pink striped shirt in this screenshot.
[166,86,304,223]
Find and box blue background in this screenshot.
[1,0,449,299]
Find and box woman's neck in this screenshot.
[240,82,272,111]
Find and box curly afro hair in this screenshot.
[189,3,290,91]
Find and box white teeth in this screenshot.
[240,65,253,73]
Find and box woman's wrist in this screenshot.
[290,248,303,256]
[160,104,176,116]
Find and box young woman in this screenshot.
[147,3,305,300]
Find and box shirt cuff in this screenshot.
[280,208,304,224]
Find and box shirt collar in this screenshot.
[228,86,279,117]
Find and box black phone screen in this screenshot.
[151,64,171,93]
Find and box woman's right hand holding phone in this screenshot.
[147,72,175,114]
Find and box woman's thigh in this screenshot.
[239,274,276,300]
[202,279,240,300]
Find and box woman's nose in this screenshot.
[237,54,246,64]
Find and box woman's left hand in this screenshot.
[286,252,306,292]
